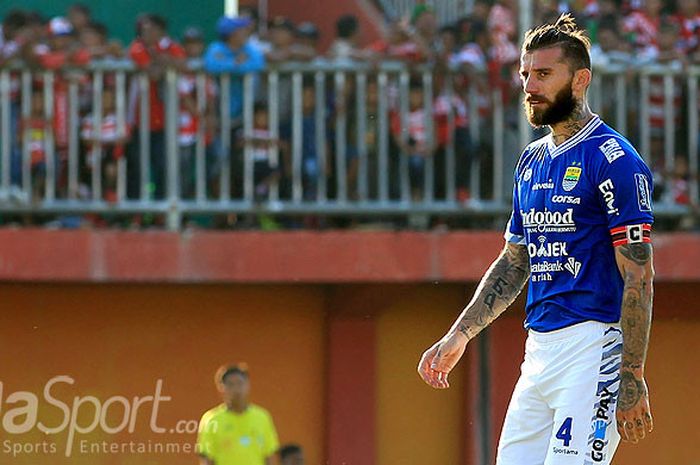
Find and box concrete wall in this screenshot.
[0,281,697,464]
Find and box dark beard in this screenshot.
[524,81,577,127]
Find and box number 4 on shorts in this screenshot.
[556,417,573,447]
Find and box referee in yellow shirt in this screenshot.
[197,363,280,465]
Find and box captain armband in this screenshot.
[610,224,652,247]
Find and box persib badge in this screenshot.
[562,166,582,192]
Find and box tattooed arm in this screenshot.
[614,241,655,443]
[417,242,530,389]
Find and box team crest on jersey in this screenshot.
[562,166,582,192]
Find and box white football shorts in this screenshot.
[496,320,623,465]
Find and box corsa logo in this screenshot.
[552,195,581,205]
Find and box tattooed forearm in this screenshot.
[618,371,648,410]
[619,242,652,266]
[453,243,530,340]
[616,242,654,410]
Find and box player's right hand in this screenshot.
[417,331,468,389]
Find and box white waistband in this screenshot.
[528,320,619,344]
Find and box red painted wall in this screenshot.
[0,230,697,283]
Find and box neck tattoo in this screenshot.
[551,103,592,146]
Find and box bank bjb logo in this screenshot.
[562,166,582,192]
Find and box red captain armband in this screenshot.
[610,224,652,247]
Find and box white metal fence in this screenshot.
[0,60,696,229]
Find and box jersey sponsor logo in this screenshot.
[521,208,576,233]
[598,179,619,216]
[531,272,553,282]
[590,386,616,462]
[564,257,582,278]
[587,329,621,463]
[532,180,554,190]
[635,173,652,212]
[552,195,581,204]
[599,138,625,163]
[530,261,564,273]
[528,235,569,258]
[522,168,532,182]
[562,166,582,192]
[553,447,579,455]
[530,256,581,281]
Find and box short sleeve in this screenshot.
[196,413,216,460]
[504,154,526,245]
[262,411,280,457]
[593,137,654,242]
[504,183,525,245]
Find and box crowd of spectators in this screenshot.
[0,1,697,229]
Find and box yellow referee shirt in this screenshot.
[197,404,279,465]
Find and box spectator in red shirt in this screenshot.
[81,85,129,202]
[674,0,700,56]
[1,10,34,191]
[177,27,217,199]
[390,79,435,201]
[623,0,663,52]
[35,16,90,69]
[21,88,50,201]
[126,13,186,200]
[32,17,91,197]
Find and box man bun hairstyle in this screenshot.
[522,13,591,71]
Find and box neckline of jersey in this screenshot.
[546,114,602,159]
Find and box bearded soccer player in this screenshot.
[418,14,654,464]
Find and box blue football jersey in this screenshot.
[505,115,654,332]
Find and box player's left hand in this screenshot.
[417,331,468,389]
[616,373,653,443]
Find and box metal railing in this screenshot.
[0,60,697,229]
